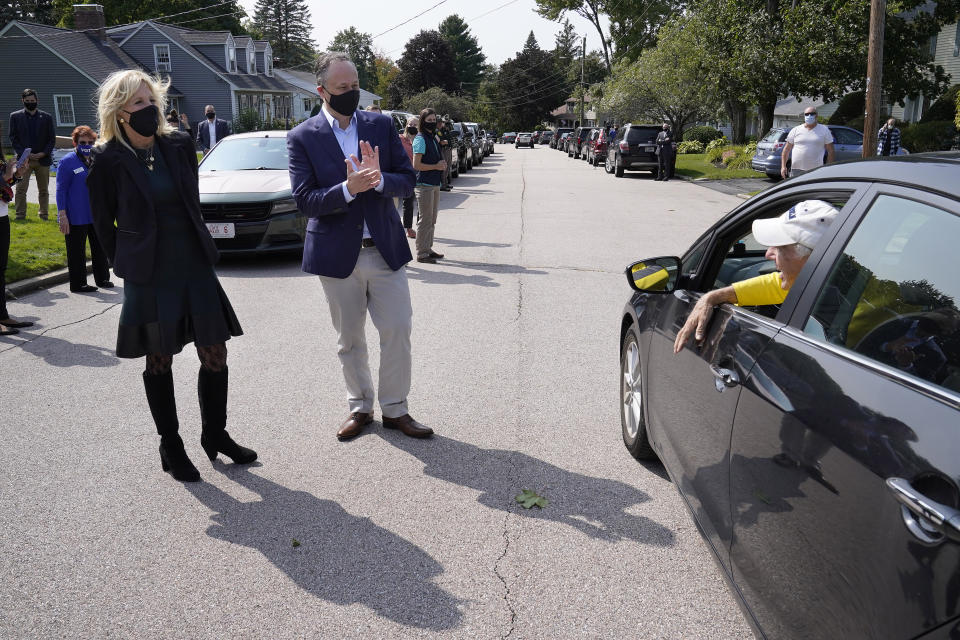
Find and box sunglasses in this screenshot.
[805,111,817,116]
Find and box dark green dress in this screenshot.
[116,149,242,358]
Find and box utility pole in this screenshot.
[862,0,886,158]
[579,36,586,127]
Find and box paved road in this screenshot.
[1,144,753,638]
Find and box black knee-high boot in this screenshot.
[198,366,257,464]
[142,371,201,482]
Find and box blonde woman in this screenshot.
[87,70,255,482]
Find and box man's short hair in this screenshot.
[315,51,354,88]
[22,89,36,99]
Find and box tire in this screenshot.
[604,154,613,174]
[614,155,624,177]
[621,327,656,460]
[568,148,573,157]
[593,153,600,167]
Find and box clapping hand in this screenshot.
[345,140,382,195]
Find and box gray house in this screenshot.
[0,4,292,144]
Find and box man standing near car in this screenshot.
[287,51,433,442]
[9,89,55,220]
[655,122,676,181]
[877,118,901,156]
[781,107,834,178]
[197,104,231,154]
[438,117,453,192]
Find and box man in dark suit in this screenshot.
[655,122,676,181]
[196,104,231,153]
[287,51,433,442]
[9,89,56,219]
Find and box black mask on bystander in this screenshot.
[406,126,418,135]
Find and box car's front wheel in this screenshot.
[621,327,656,460]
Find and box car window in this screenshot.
[199,137,289,171]
[832,128,862,145]
[761,128,786,143]
[802,194,960,393]
[626,127,659,144]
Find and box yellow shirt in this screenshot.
[732,272,789,307]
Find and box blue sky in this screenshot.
[237,0,609,65]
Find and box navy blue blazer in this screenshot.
[8,109,56,166]
[196,118,232,151]
[287,110,415,278]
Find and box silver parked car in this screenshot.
[752,125,908,179]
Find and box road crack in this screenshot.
[493,509,518,638]
[0,303,121,355]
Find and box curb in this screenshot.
[5,262,92,299]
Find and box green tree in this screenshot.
[494,32,568,130]
[53,0,246,32]
[598,18,719,133]
[438,14,486,95]
[606,0,679,62]
[371,53,400,107]
[402,87,474,121]
[395,30,459,100]
[329,27,376,89]
[470,64,504,129]
[535,0,612,72]
[253,0,314,67]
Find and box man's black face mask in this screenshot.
[324,87,360,116]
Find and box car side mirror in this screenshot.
[624,257,681,293]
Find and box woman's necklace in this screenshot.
[133,144,155,171]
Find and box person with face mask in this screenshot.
[781,107,835,179]
[55,126,111,293]
[412,108,446,263]
[86,70,256,482]
[8,89,56,220]
[438,117,453,191]
[287,52,432,442]
[655,122,676,181]
[196,104,231,154]
[399,117,419,238]
[877,118,901,157]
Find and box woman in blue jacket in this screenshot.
[56,125,112,292]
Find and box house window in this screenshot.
[266,54,273,76]
[303,98,311,111]
[954,22,960,56]
[53,95,75,127]
[154,44,171,72]
[248,49,256,74]
[930,33,937,57]
[228,44,237,72]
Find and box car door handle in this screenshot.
[709,365,740,391]
[886,477,960,543]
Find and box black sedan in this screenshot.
[619,153,960,639]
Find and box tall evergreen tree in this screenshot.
[328,27,376,89]
[51,0,246,33]
[495,32,567,130]
[253,0,314,67]
[395,30,458,100]
[438,14,485,95]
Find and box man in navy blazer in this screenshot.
[196,105,231,153]
[288,52,433,441]
[8,89,56,219]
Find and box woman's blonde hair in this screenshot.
[95,69,173,150]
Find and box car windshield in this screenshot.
[626,128,659,144]
[200,136,288,171]
[761,128,787,143]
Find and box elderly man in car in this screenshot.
[674,200,840,353]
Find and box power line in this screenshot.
[171,10,245,27]
[372,0,449,39]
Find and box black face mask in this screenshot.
[123,104,159,137]
[406,126,418,135]
[422,121,436,132]
[23,101,37,112]
[206,111,216,120]
[324,88,360,116]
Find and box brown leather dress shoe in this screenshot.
[382,414,433,438]
[337,412,373,441]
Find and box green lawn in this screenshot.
[675,153,765,179]
[6,203,69,283]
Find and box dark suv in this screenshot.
[567,126,592,159]
[605,124,661,177]
[551,127,573,149]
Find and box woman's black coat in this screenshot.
[87,131,218,284]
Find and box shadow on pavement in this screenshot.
[186,465,464,630]
[378,433,676,545]
[433,237,511,249]
[4,331,119,366]
[406,260,547,287]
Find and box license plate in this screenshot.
[206,222,235,238]
[645,146,656,152]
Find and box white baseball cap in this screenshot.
[752,200,840,249]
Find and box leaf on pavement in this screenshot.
[292,538,301,547]
[515,489,549,509]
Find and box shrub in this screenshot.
[677,140,704,154]
[828,91,865,125]
[921,85,959,123]
[844,115,865,131]
[683,125,724,144]
[233,109,261,133]
[901,120,958,152]
[705,136,728,163]
[727,142,757,169]
[720,149,739,165]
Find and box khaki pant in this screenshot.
[14,159,50,219]
[414,184,440,259]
